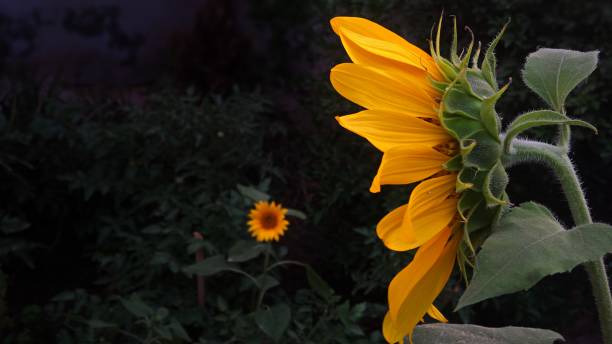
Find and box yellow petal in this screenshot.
[382,311,404,344]
[330,16,444,81]
[426,305,448,323]
[370,145,449,193]
[336,110,450,152]
[377,175,457,251]
[387,230,461,340]
[330,63,438,117]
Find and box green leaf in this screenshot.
[305,266,334,300]
[227,241,267,263]
[457,202,612,309]
[183,255,260,287]
[168,319,192,342]
[256,274,279,294]
[522,48,598,111]
[413,323,563,344]
[120,296,154,318]
[183,255,236,276]
[503,110,597,152]
[237,184,270,202]
[286,208,307,220]
[255,303,291,342]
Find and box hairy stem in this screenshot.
[504,139,612,343]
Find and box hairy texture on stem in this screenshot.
[503,139,612,344]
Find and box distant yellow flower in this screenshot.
[247,201,289,242]
[330,16,462,343]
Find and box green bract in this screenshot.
[430,19,510,262]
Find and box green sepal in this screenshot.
[461,132,502,170]
[471,41,482,69]
[480,82,510,140]
[457,168,485,192]
[437,57,459,80]
[428,76,449,93]
[503,109,597,152]
[465,200,499,233]
[481,20,509,91]
[442,115,483,140]
[443,88,481,120]
[482,161,509,206]
[465,70,496,99]
[450,16,460,65]
[443,154,463,172]
[458,189,481,219]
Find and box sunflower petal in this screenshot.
[426,305,448,323]
[370,145,449,193]
[382,311,405,344]
[330,16,443,81]
[377,175,457,251]
[336,110,450,152]
[330,63,438,117]
[388,230,460,340]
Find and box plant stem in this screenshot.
[255,243,272,310]
[505,139,612,344]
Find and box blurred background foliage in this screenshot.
[0,0,610,343]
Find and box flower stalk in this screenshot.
[504,139,612,344]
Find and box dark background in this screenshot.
[0,0,611,343]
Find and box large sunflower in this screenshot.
[330,17,463,342]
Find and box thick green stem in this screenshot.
[504,139,612,343]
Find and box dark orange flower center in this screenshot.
[261,212,278,230]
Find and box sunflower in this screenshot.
[330,17,463,342]
[247,201,289,242]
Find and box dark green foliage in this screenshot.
[0,0,611,342]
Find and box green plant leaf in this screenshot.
[305,266,334,300]
[168,319,191,342]
[457,202,612,309]
[503,110,596,152]
[120,296,153,318]
[237,184,270,202]
[255,303,291,342]
[522,48,598,111]
[227,241,267,262]
[413,323,563,344]
[256,274,279,294]
[286,208,307,220]
[182,255,259,286]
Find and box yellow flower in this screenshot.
[247,201,289,242]
[330,17,462,342]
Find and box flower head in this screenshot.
[247,201,289,242]
[330,16,508,343]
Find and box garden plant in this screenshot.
[330,15,612,344]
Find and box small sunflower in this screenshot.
[247,201,289,242]
[330,17,463,342]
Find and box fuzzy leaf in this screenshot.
[503,110,596,152]
[457,202,612,309]
[227,241,267,262]
[255,303,291,342]
[413,323,563,344]
[522,48,598,111]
